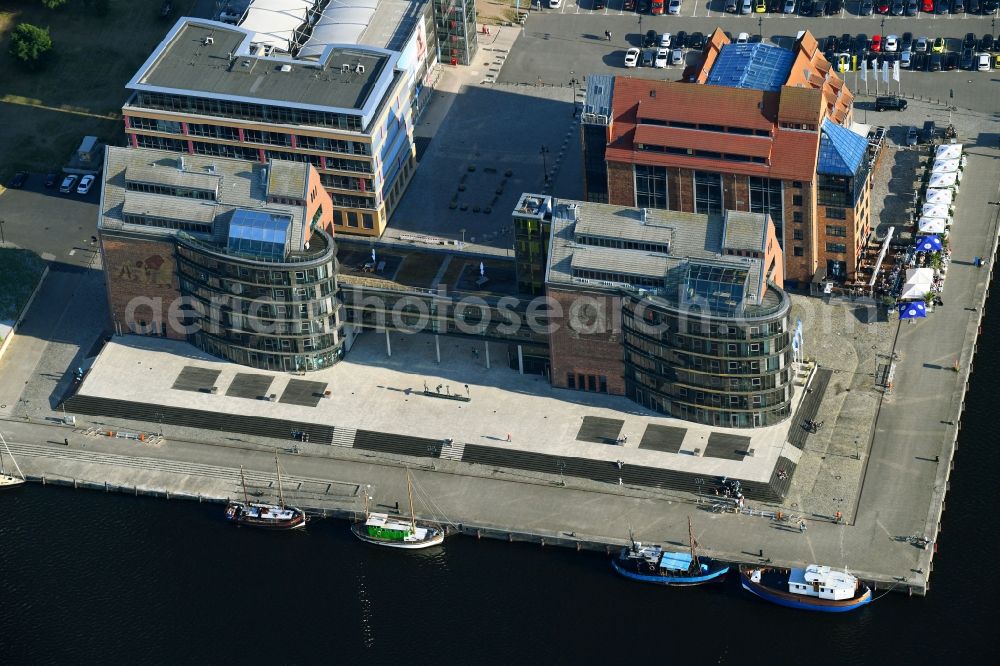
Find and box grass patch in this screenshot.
[0,248,46,323]
[0,0,185,181]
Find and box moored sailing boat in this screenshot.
[225,454,306,530]
[611,517,729,586]
[0,432,27,489]
[351,469,444,549]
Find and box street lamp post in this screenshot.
[0,219,5,246]
[540,145,550,183]
[757,16,762,41]
[569,73,579,117]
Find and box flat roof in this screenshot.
[128,19,399,119]
[100,146,308,250]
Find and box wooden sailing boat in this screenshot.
[225,453,306,530]
[1,432,27,489]
[610,516,729,586]
[351,469,444,549]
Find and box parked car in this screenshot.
[642,49,656,67]
[876,0,890,11]
[549,0,561,7]
[688,32,705,49]
[726,0,738,11]
[943,52,959,70]
[995,53,1000,70]
[756,0,769,10]
[59,175,79,193]
[624,0,636,9]
[856,33,869,52]
[900,50,912,68]
[952,0,965,11]
[643,30,658,47]
[783,0,796,12]
[921,0,934,9]
[901,33,913,52]
[838,34,852,51]
[7,171,28,189]
[963,33,977,50]
[654,48,669,68]
[934,0,949,12]
[905,0,919,13]
[871,34,882,52]
[76,174,96,195]
[667,0,683,13]
[884,35,898,52]
[749,34,763,43]
[671,48,685,65]
[980,34,994,52]
[906,127,918,146]
[822,35,837,52]
[921,120,936,143]
[799,0,814,13]
[637,0,650,10]
[44,172,58,188]
[967,0,979,10]
[860,0,874,13]
[914,36,929,53]
[875,96,907,111]
[977,52,992,70]
[675,31,688,48]
[932,37,946,53]
[659,32,672,48]
[737,32,751,45]
[928,53,943,70]
[740,0,753,12]
[912,52,928,70]
[890,0,905,12]
[827,0,843,11]
[814,0,828,13]
[160,0,173,17]
[593,0,605,8]
[960,47,975,69]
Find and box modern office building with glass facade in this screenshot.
[121,16,423,239]
[543,195,793,428]
[582,31,879,287]
[98,147,345,372]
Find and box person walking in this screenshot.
[799,520,807,533]
[506,433,511,442]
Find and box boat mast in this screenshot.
[406,469,416,533]
[275,450,285,508]
[0,432,25,480]
[688,516,701,573]
[239,465,250,504]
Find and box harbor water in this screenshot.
[2,313,996,663]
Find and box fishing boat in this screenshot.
[351,470,444,549]
[611,518,729,586]
[225,455,306,530]
[739,564,872,612]
[1,432,26,489]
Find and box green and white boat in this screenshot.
[351,470,444,550]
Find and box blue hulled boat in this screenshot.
[739,564,872,613]
[611,518,729,586]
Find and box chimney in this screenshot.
[178,155,185,171]
[641,208,650,225]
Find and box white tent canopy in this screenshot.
[932,158,961,174]
[900,267,935,300]
[922,203,951,219]
[918,217,948,234]
[928,171,958,189]
[924,188,953,206]
[935,143,963,160]
[240,0,314,53]
[298,0,379,59]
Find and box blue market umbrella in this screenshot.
[899,301,927,319]
[915,235,943,252]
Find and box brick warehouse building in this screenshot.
[532,193,793,428]
[121,16,427,239]
[581,30,881,286]
[99,147,346,372]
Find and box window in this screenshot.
[793,212,803,224]
[362,213,374,229]
[792,195,803,206]
[826,242,847,254]
[635,164,668,209]
[347,212,359,227]
[749,343,760,353]
[727,343,737,353]
[825,207,847,220]
[793,246,804,257]
[728,361,739,371]
[793,229,803,241]
[567,373,576,389]
[792,181,802,189]
[826,225,847,237]
[333,210,343,226]
[694,171,723,215]
[748,177,784,240]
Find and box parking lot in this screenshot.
[503,4,1000,111]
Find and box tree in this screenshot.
[9,23,53,68]
[41,0,68,8]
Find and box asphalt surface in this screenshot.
[504,5,1000,112]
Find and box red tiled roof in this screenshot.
[777,86,823,124]
[769,130,820,180]
[633,125,772,158]
[613,78,776,131]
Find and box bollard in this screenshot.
[577,542,581,552]
[541,539,545,548]
[476,530,481,540]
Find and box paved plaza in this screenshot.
[74,331,802,484]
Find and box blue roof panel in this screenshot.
[705,43,796,93]
[227,209,292,260]
[817,119,867,177]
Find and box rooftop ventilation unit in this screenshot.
[178,155,185,171]
[204,36,214,46]
[355,64,365,74]
[280,64,292,73]
[341,64,351,73]
[641,208,650,225]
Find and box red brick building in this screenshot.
[581,30,877,286]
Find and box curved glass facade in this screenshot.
[621,286,793,428]
[174,228,344,372]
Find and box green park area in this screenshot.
[0,0,186,182]
[0,248,46,326]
